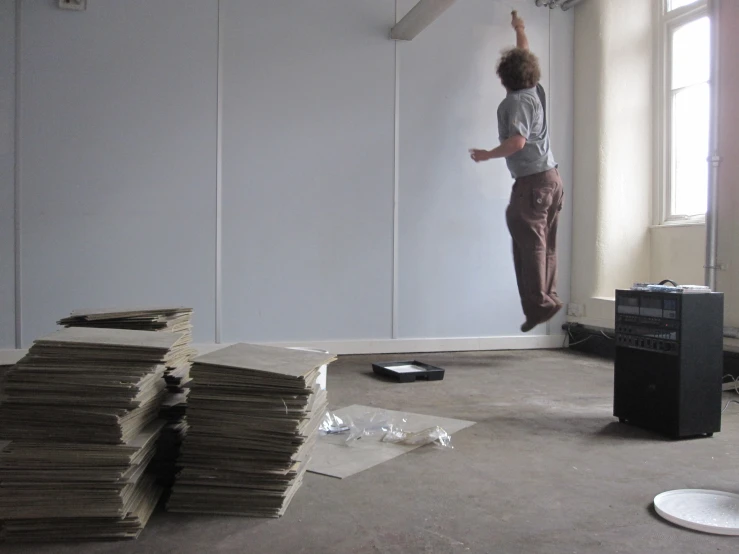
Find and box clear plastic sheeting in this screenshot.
[309,405,474,478]
[319,407,452,448]
[343,408,408,443]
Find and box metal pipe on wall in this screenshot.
[534,0,586,10]
[705,0,721,290]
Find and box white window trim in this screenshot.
[654,0,710,226]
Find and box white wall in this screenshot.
[0,1,15,347]
[650,225,706,286]
[548,7,575,337]
[569,0,602,324]
[717,0,739,328]
[221,0,395,343]
[7,0,574,351]
[570,0,653,328]
[17,0,218,345]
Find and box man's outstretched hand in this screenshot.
[470,136,526,163]
[469,149,492,163]
[511,10,525,31]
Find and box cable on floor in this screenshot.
[722,399,739,414]
[563,326,606,348]
[564,328,593,348]
[723,374,739,395]
[721,375,739,413]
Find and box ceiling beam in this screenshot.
[390,0,459,41]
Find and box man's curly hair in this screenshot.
[496,48,541,91]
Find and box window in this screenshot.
[667,0,701,11]
[656,0,712,222]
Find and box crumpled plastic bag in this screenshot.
[380,425,453,449]
[319,410,350,435]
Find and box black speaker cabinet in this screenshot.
[614,289,724,439]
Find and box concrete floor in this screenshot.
[2,349,739,553]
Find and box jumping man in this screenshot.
[470,11,563,333]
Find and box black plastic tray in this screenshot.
[372,361,445,383]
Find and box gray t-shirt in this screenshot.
[497,84,557,179]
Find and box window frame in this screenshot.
[654,0,711,225]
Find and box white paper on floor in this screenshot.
[307,405,475,479]
[386,364,427,374]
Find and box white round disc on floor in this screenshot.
[654,489,739,535]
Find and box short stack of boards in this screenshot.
[167,343,333,517]
[0,326,189,541]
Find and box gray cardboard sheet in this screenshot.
[34,327,182,350]
[194,343,335,377]
[63,306,192,319]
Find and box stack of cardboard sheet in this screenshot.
[58,306,193,333]
[58,307,195,389]
[0,350,26,390]
[58,307,195,491]
[0,350,25,477]
[148,391,189,490]
[167,343,335,517]
[0,327,187,541]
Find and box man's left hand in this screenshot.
[469,149,491,163]
[511,10,525,30]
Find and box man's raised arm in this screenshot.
[511,11,529,51]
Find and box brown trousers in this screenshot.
[505,168,564,325]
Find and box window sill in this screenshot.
[650,220,706,229]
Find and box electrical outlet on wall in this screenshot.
[567,303,585,318]
[59,0,87,11]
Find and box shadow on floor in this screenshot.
[593,421,673,443]
[471,414,676,445]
